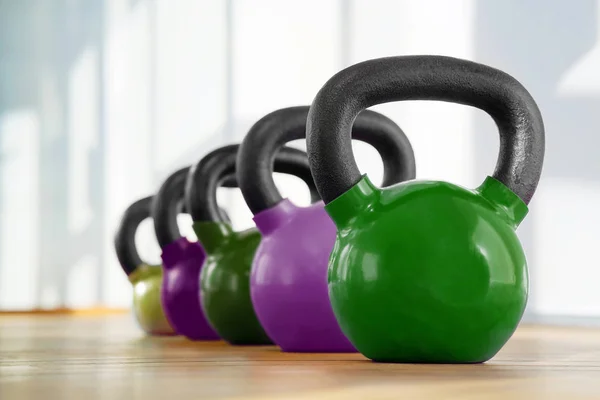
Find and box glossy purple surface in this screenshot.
[250,199,356,352]
[160,237,220,341]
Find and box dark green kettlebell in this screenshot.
[306,55,545,363]
[185,144,319,345]
[114,196,175,335]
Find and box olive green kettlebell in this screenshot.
[114,196,175,335]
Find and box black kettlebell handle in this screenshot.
[185,144,320,222]
[237,106,416,215]
[152,168,237,249]
[307,55,545,205]
[114,196,153,276]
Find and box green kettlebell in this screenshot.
[306,55,545,363]
[114,196,175,335]
[185,144,319,345]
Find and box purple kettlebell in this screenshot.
[237,106,416,352]
[152,166,238,340]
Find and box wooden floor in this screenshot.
[1,315,600,399]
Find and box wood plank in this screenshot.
[0,308,128,316]
[0,315,599,399]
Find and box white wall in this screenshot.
[1,0,599,322]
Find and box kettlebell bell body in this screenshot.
[306,56,545,363]
[160,238,217,340]
[326,176,527,362]
[153,168,237,341]
[186,144,320,345]
[238,106,415,352]
[250,200,339,351]
[129,264,174,335]
[114,196,175,335]
[194,222,267,344]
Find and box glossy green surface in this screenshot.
[129,264,175,335]
[194,222,272,345]
[325,175,528,363]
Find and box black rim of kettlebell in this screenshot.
[114,196,153,275]
[306,55,545,205]
[152,167,237,248]
[237,105,416,215]
[185,144,319,223]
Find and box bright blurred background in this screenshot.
[0,0,599,324]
